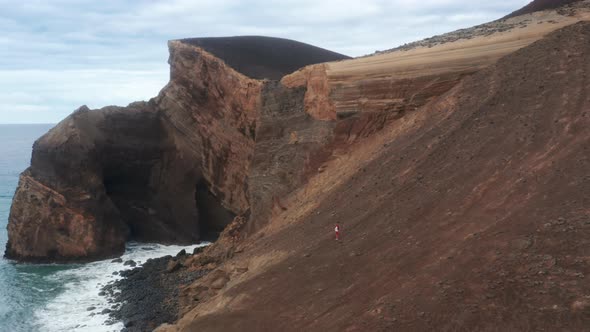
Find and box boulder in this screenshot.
[123,260,137,267]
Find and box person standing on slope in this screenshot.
[335,223,340,241]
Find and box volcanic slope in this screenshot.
[164,21,590,332]
[179,36,351,80]
[505,0,584,18]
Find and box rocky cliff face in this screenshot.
[5,102,206,262]
[159,21,590,332]
[9,22,560,261]
[158,40,263,217]
[5,38,352,262]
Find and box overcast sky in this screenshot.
[0,0,530,124]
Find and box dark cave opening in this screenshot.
[102,161,155,241]
[101,158,235,244]
[195,179,236,242]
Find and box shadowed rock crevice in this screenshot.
[195,179,236,240]
[99,110,173,243]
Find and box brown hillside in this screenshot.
[167,21,590,332]
[505,0,583,18]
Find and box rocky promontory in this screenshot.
[4,36,351,262]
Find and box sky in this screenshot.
[0,0,530,124]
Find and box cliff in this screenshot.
[160,20,590,332]
[4,37,349,262]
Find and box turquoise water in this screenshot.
[0,124,57,331]
[0,124,207,331]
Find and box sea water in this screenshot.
[0,124,207,332]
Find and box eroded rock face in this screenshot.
[6,103,203,261]
[5,32,474,262]
[5,38,352,262]
[157,41,263,218]
[248,81,337,232]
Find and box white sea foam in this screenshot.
[34,242,209,332]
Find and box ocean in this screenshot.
[0,124,206,332]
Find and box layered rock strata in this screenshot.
[5,38,351,262]
[11,4,585,262]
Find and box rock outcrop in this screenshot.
[5,102,205,261]
[5,37,351,262]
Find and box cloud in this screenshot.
[0,0,530,123]
[0,69,168,123]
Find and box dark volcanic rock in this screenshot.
[192,246,205,255]
[123,260,136,267]
[165,259,182,273]
[248,81,336,232]
[5,35,354,262]
[504,0,583,19]
[178,36,350,80]
[5,102,208,262]
[101,255,209,332]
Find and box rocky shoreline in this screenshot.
[101,249,210,332]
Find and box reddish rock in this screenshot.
[4,37,350,262]
[169,21,590,332]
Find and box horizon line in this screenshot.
[0,123,57,125]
